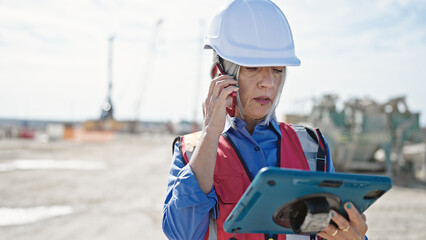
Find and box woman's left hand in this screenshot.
[317,202,368,240]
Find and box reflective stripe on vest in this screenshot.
[178,123,326,240]
[291,124,327,172]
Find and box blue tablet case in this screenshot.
[223,167,392,234]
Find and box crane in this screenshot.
[100,35,115,120]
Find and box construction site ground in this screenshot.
[0,134,425,240]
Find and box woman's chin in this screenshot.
[256,107,271,117]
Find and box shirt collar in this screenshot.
[226,117,282,137]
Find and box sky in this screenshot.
[1,0,425,126]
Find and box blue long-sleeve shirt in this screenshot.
[162,118,335,240]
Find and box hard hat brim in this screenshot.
[204,45,301,67]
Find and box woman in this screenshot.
[163,0,368,239]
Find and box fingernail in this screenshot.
[331,211,334,217]
[346,202,352,209]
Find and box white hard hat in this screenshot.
[204,0,300,67]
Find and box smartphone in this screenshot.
[214,63,237,117]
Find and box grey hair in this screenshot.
[211,52,287,126]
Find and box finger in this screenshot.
[207,75,225,97]
[211,79,238,100]
[204,78,235,113]
[330,210,350,231]
[361,213,367,222]
[206,79,234,107]
[339,203,368,238]
[208,75,235,97]
[218,86,239,103]
[317,232,333,239]
[317,231,333,240]
[204,86,239,123]
[212,74,235,81]
[344,202,366,228]
[318,224,339,239]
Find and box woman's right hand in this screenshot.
[189,75,238,194]
[202,74,239,136]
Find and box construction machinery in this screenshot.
[83,35,123,133]
[288,94,425,181]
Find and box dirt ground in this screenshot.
[0,134,425,240]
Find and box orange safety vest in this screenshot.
[178,122,321,240]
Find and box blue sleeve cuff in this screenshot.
[163,142,218,239]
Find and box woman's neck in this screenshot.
[244,116,266,134]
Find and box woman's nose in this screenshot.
[258,69,274,88]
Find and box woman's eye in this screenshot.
[273,68,284,73]
[246,67,258,71]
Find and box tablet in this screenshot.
[223,167,392,235]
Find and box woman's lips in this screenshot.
[254,96,271,105]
